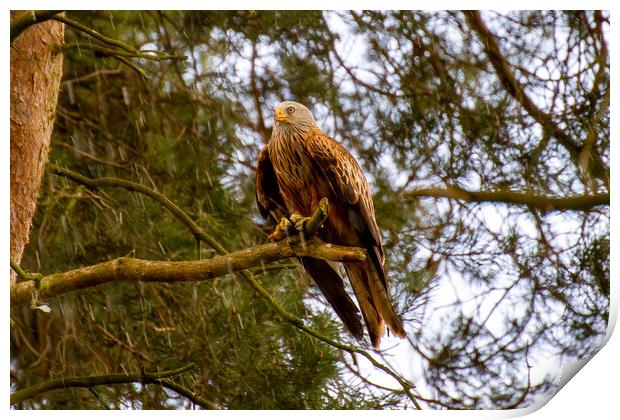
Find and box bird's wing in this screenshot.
[255,145,365,341]
[303,129,406,347]
[256,146,287,222]
[303,128,386,285]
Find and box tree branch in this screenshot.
[11,238,365,306]
[10,364,213,407]
[111,55,150,81]
[238,263,422,408]
[405,185,609,212]
[463,11,608,181]
[53,14,150,55]
[579,86,610,183]
[153,378,219,409]
[51,14,185,81]
[10,10,63,44]
[62,42,185,61]
[10,258,41,282]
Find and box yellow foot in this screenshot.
[267,214,312,241]
[268,217,292,241]
[289,213,312,232]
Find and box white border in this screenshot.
[4,3,617,418]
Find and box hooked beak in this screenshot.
[274,108,288,122]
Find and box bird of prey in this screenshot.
[255,100,406,348]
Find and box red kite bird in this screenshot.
[255,101,406,348]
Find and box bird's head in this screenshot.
[272,101,317,131]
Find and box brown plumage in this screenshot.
[256,101,406,348]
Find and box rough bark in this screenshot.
[10,11,64,286]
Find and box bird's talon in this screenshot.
[289,213,304,223]
[295,218,311,231]
[268,217,292,241]
[289,213,310,231]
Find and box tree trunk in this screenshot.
[10,12,64,286]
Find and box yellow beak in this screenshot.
[275,108,288,122]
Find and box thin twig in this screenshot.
[62,42,185,61]
[89,387,110,409]
[53,141,125,167]
[112,55,150,81]
[53,14,138,53]
[61,68,123,85]
[154,378,219,409]
[404,185,609,212]
[463,11,608,181]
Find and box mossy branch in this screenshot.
[62,42,185,61]
[10,364,216,408]
[112,55,150,80]
[10,239,365,306]
[55,15,186,61]
[10,258,41,282]
[405,185,609,212]
[10,10,63,44]
[50,14,185,79]
[53,14,138,53]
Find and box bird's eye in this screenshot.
[287,106,295,114]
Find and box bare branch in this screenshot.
[463,11,608,181]
[579,87,610,183]
[61,69,123,85]
[153,378,218,409]
[405,185,609,212]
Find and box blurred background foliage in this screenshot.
[11,10,609,409]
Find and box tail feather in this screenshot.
[300,257,365,341]
[345,262,406,349]
[345,264,385,348]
